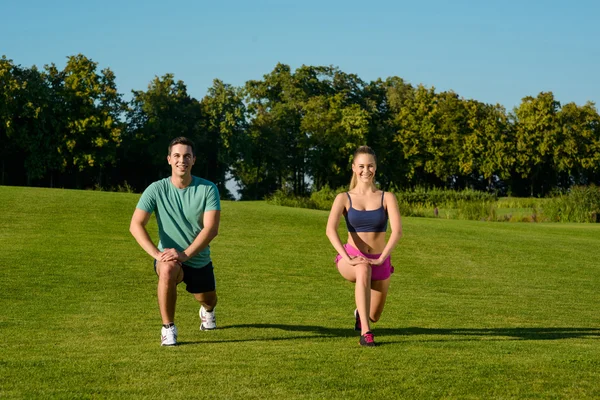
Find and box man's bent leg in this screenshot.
[182,264,218,330]
[194,291,217,311]
[195,291,217,330]
[156,261,184,324]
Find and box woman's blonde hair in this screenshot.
[349,146,377,190]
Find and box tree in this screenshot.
[555,101,600,186]
[302,92,369,190]
[511,92,561,196]
[394,85,453,187]
[360,77,414,190]
[0,56,20,185]
[0,57,64,186]
[124,73,201,190]
[53,54,125,188]
[461,100,514,191]
[199,79,248,199]
[241,63,322,198]
[428,90,467,187]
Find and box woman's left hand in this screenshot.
[368,257,384,266]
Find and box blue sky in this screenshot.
[3,0,599,111]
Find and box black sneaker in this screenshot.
[359,331,376,347]
[354,309,361,331]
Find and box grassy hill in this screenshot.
[0,186,599,399]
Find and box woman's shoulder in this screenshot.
[382,191,399,210]
[331,192,351,210]
[334,192,349,202]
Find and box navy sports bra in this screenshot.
[344,191,388,233]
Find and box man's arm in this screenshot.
[177,210,220,263]
[129,208,162,261]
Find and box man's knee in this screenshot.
[157,261,182,282]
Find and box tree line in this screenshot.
[2,54,599,199]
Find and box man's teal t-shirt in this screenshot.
[136,176,221,268]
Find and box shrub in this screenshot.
[309,185,337,211]
[393,186,496,207]
[267,189,318,209]
[496,197,547,209]
[454,200,497,221]
[542,185,600,223]
[267,186,346,211]
[392,187,497,221]
[266,185,600,224]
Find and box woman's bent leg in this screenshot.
[370,278,390,323]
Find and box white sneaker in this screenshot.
[161,325,178,346]
[200,306,216,330]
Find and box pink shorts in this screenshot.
[335,244,394,281]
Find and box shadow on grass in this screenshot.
[377,327,600,344]
[179,324,600,345]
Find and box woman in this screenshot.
[326,146,402,347]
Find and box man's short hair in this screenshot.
[168,137,196,156]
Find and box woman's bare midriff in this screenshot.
[347,231,387,254]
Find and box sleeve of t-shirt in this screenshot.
[136,183,157,213]
[205,183,221,211]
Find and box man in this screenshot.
[130,137,221,346]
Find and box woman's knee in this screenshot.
[355,263,371,282]
[370,312,382,323]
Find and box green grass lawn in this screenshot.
[1,186,599,399]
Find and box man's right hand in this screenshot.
[158,248,180,262]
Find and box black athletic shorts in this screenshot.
[154,261,216,294]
